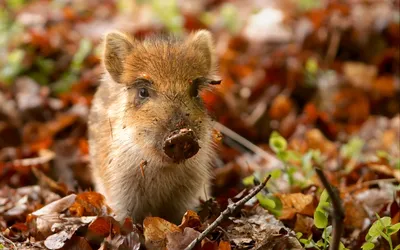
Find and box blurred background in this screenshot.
[0,0,399,248]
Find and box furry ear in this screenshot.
[187,30,216,73]
[103,32,135,83]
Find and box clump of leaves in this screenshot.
[243,131,324,216]
[269,131,320,188]
[297,190,348,250]
[242,174,282,217]
[362,215,400,250]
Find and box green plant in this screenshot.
[269,131,319,188]
[314,189,330,229]
[297,190,348,250]
[242,174,282,216]
[362,215,400,250]
[377,150,400,170]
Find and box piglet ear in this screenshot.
[103,32,135,83]
[187,30,216,73]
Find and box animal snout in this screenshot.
[163,128,199,162]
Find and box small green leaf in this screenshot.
[320,189,330,203]
[368,222,384,238]
[376,150,389,159]
[296,232,303,239]
[314,210,328,229]
[394,159,400,170]
[322,225,332,240]
[269,131,287,153]
[340,137,364,159]
[315,239,325,247]
[339,242,349,250]
[71,38,92,70]
[382,217,391,227]
[242,175,255,186]
[305,58,319,74]
[286,150,302,161]
[361,242,375,250]
[256,193,276,208]
[277,151,289,161]
[270,168,282,179]
[388,222,400,235]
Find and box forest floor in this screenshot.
[0,0,399,249]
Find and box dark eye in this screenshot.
[190,86,199,98]
[138,88,149,98]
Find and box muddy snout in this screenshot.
[163,128,200,162]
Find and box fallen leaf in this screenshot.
[44,224,81,250]
[179,210,201,230]
[276,193,316,220]
[305,129,337,157]
[32,194,77,216]
[69,192,112,217]
[343,62,377,90]
[166,227,200,250]
[218,240,231,250]
[343,196,369,229]
[144,217,181,249]
[293,214,314,235]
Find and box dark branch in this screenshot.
[184,175,272,250]
[315,168,345,250]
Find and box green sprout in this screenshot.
[362,215,400,250]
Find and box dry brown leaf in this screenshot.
[178,210,201,230]
[343,62,377,90]
[293,214,314,235]
[276,193,316,220]
[32,194,77,217]
[218,240,231,250]
[269,95,294,120]
[44,224,82,250]
[60,235,92,250]
[372,76,396,97]
[305,129,337,157]
[343,196,369,229]
[166,227,200,250]
[87,217,114,239]
[144,217,181,249]
[69,192,112,217]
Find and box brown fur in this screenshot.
[88,30,217,223]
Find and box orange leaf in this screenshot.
[293,214,314,235]
[179,210,201,230]
[144,217,181,249]
[218,240,231,250]
[69,192,112,217]
[276,193,316,220]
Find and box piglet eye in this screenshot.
[190,86,199,98]
[138,88,149,98]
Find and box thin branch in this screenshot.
[315,168,345,250]
[0,233,17,250]
[346,178,398,193]
[214,122,279,166]
[184,175,271,250]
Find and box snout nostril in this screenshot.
[163,128,199,162]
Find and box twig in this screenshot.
[214,122,280,167]
[184,175,271,250]
[315,168,345,250]
[346,178,398,193]
[0,233,17,250]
